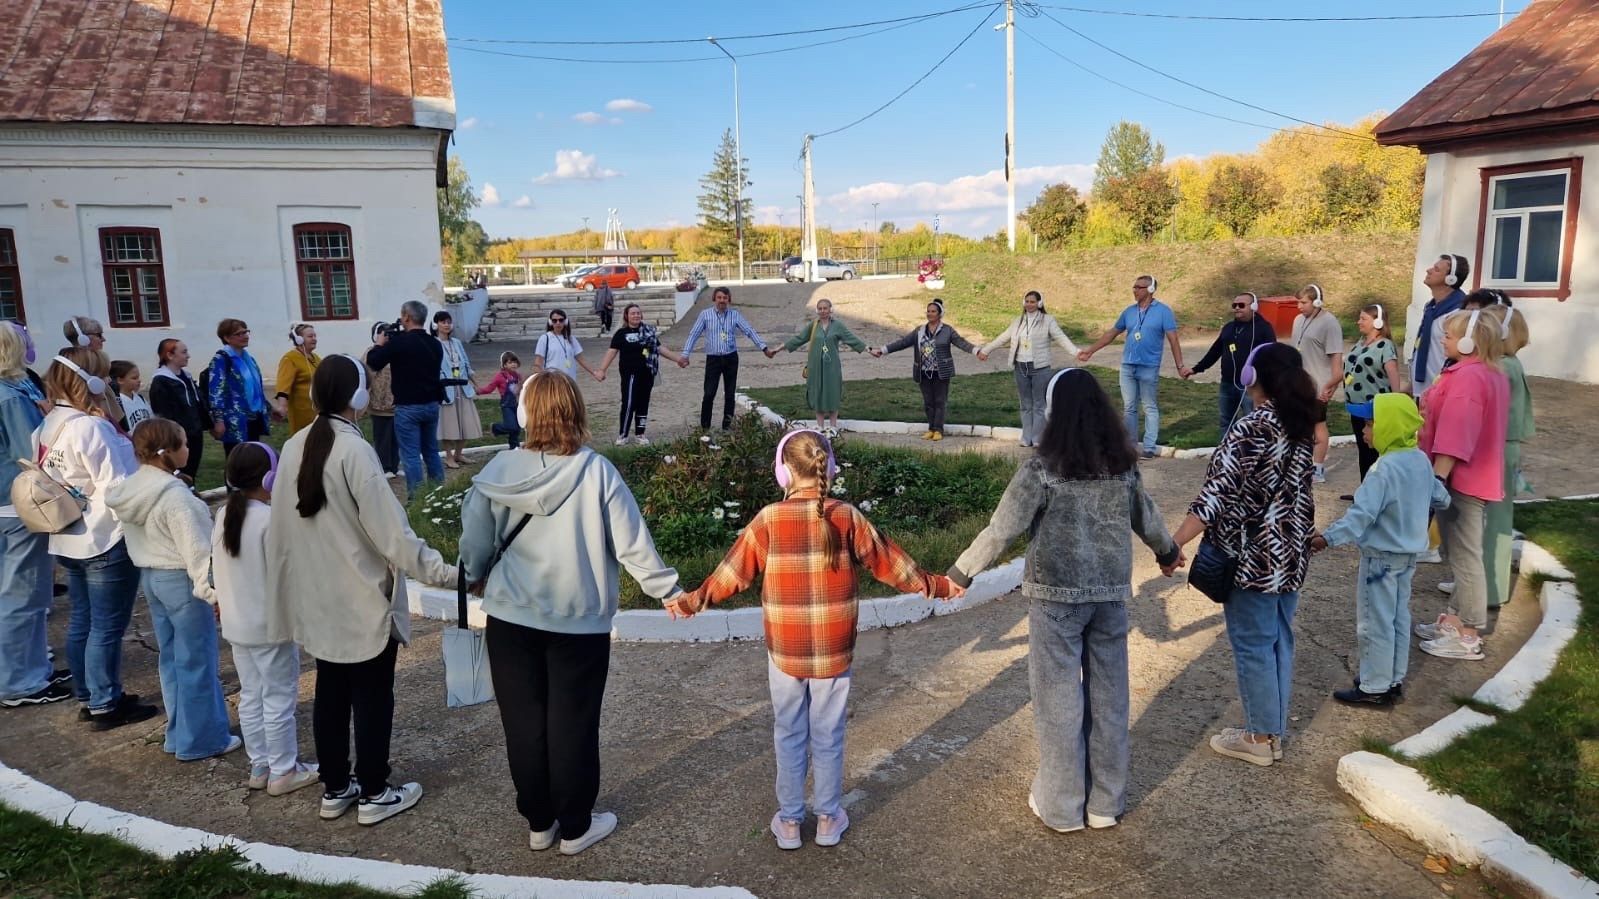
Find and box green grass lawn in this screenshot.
[1415,499,1599,881]
[191,398,506,493]
[746,367,1352,450]
[0,804,471,898]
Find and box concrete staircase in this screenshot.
[474,287,681,343]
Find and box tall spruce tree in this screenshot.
[697,128,752,259]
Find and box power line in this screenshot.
[447,12,967,65]
[813,5,999,139]
[1032,4,1519,22]
[449,2,995,45]
[1016,26,1371,142]
[1036,10,1373,140]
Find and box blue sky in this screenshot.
[443,1,1515,239]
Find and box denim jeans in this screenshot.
[0,517,53,700]
[1222,588,1299,736]
[143,568,233,759]
[489,394,521,449]
[61,540,140,712]
[1014,362,1051,445]
[1119,363,1160,452]
[768,656,851,822]
[1028,599,1130,827]
[394,402,443,495]
[1356,551,1415,693]
[1217,380,1254,438]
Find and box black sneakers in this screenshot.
[88,694,160,730]
[0,681,72,708]
[1334,681,1403,707]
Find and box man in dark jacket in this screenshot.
[367,300,445,495]
[1182,293,1278,437]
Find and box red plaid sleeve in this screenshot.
[846,506,954,598]
[691,510,770,609]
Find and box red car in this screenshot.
[576,264,640,290]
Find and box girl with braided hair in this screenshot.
[673,429,963,850]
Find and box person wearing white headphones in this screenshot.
[1182,292,1278,438]
[459,370,684,855]
[1291,284,1345,484]
[265,355,456,826]
[35,348,156,729]
[1077,274,1184,459]
[976,290,1078,448]
[62,316,105,353]
[1411,254,1470,396]
[1341,303,1403,490]
[274,323,321,436]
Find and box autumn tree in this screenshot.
[1319,162,1384,229]
[438,157,487,280]
[696,128,753,259]
[1205,162,1277,237]
[1093,121,1164,196]
[1023,182,1088,248]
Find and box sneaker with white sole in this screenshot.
[1209,728,1275,767]
[558,811,617,855]
[633,435,651,446]
[1217,726,1284,761]
[1418,549,1444,564]
[320,781,361,819]
[267,763,321,797]
[357,782,423,826]
[770,812,802,850]
[529,825,559,851]
[1420,632,1485,660]
[0,681,73,707]
[1086,812,1119,829]
[247,764,270,791]
[1414,613,1457,642]
[1311,465,1327,484]
[815,809,850,847]
[1027,793,1083,833]
[614,434,631,446]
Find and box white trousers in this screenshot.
[230,642,303,776]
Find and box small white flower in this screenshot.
[431,517,444,524]
[859,500,874,512]
[841,462,853,468]
[723,500,739,508]
[726,511,739,520]
[700,435,712,443]
[663,455,677,464]
[895,485,906,495]
[712,507,725,520]
[708,443,722,451]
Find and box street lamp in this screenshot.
[708,37,745,285]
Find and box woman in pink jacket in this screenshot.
[1414,309,1509,662]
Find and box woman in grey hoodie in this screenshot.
[949,368,1180,833]
[459,370,684,857]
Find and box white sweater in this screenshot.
[104,464,215,602]
[211,500,291,646]
[33,405,137,560]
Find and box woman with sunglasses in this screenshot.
[533,309,600,381]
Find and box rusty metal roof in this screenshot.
[1376,0,1599,148]
[0,0,454,130]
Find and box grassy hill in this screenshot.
[932,231,1421,343]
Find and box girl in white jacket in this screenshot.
[212,443,318,795]
[105,419,238,761]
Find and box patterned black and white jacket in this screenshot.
[1188,402,1316,594]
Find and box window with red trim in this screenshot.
[0,229,22,323]
[294,224,358,320]
[99,228,169,327]
[1474,157,1582,300]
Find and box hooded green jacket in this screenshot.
[1324,394,1451,553]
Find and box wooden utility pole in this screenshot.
[1005,0,1016,253]
[803,135,818,282]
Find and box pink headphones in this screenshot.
[246,441,279,493]
[773,429,838,490]
[1239,342,1271,388]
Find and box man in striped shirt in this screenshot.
[681,287,772,431]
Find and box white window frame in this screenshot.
[1482,168,1570,288]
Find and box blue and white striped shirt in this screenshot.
[683,307,768,357]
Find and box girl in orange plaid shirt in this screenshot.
[671,429,962,850]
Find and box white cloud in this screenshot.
[512,195,533,209]
[609,117,623,125]
[605,98,653,113]
[534,149,622,184]
[572,111,605,125]
[481,182,501,207]
[459,116,478,130]
[753,204,802,226]
[823,163,1094,218]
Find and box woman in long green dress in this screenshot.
[780,298,866,437]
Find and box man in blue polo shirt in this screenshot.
[1079,273,1184,458]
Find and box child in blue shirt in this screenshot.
[1310,393,1450,706]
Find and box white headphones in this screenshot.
[1307,284,1324,309]
[64,317,93,347]
[1043,366,1078,419]
[1140,275,1158,296]
[53,354,106,395]
[1456,309,1485,355]
[341,354,369,411]
[289,323,307,347]
[1444,255,1460,287]
[1370,303,1385,330]
[516,370,556,430]
[1490,290,1517,338]
[1239,292,1259,312]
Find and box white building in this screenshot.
[0,0,454,363]
[1376,0,1596,383]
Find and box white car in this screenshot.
[557,264,599,287]
[783,258,856,282]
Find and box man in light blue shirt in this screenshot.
[682,287,772,430]
[1078,274,1184,458]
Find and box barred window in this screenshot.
[294,224,358,320]
[99,228,168,327]
[0,229,23,322]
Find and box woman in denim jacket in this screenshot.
[950,368,1179,833]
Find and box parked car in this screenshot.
[558,264,600,287]
[576,264,641,290]
[780,256,803,282]
[784,258,855,282]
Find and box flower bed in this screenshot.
[406,416,1018,610]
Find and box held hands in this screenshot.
[1160,549,1188,578]
[976,350,989,362]
[869,347,884,358]
[1308,534,1329,554]
[764,347,779,359]
[1318,385,1335,403]
[1179,367,1194,380]
[211,420,226,440]
[928,582,966,601]
[1076,349,1093,363]
[665,592,706,620]
[677,356,691,369]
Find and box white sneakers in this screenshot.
[770,813,802,850]
[633,435,651,446]
[1209,727,1277,767]
[614,434,631,446]
[529,825,559,851]
[1028,793,1084,833]
[320,782,361,820]
[1418,548,1444,564]
[1438,581,1456,595]
[267,763,321,797]
[1420,632,1485,660]
[559,811,617,855]
[357,782,424,826]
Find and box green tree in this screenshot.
[1318,162,1384,229]
[1022,182,1087,248]
[696,128,753,259]
[1099,168,1178,241]
[1205,162,1277,237]
[1092,121,1164,198]
[438,157,487,281]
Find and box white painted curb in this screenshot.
[0,762,753,898]
[408,558,1024,644]
[1336,539,1598,898]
